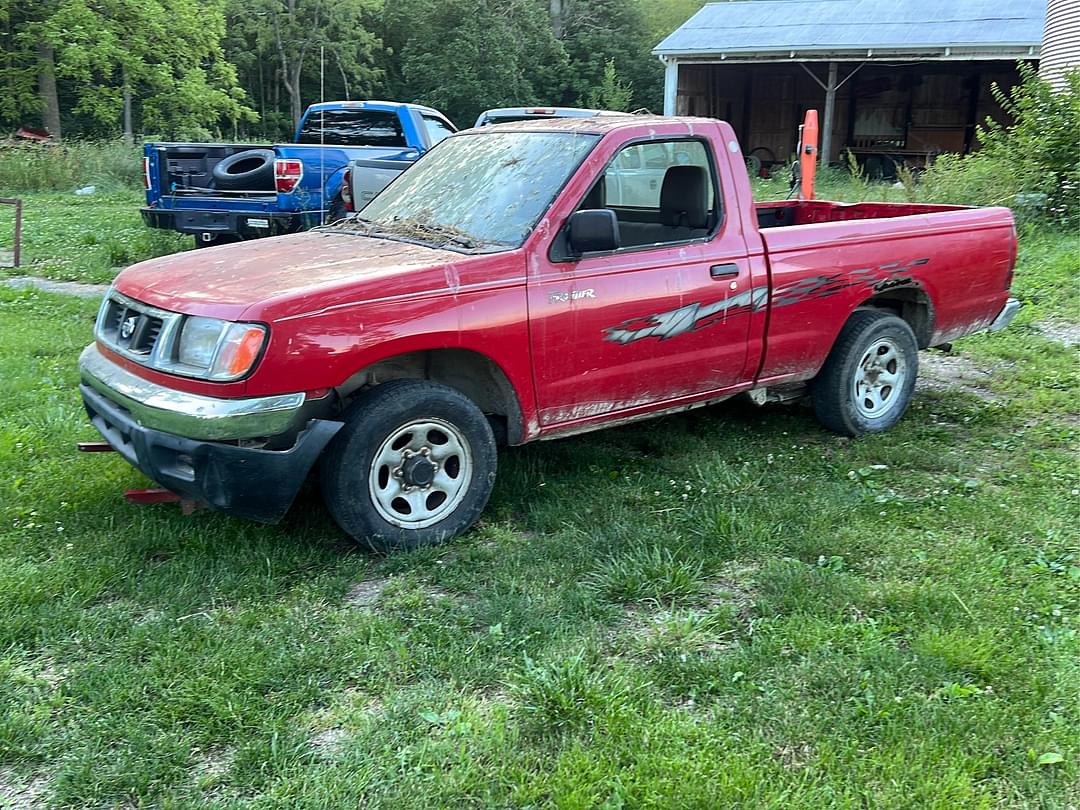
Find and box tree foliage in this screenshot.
[0,0,253,139]
[559,0,661,113]
[0,0,707,139]
[387,0,566,126]
[921,63,1080,227]
[584,58,633,112]
[226,0,384,131]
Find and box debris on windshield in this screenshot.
[320,214,479,250]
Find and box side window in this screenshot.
[422,115,455,146]
[603,140,715,209]
[573,139,720,251]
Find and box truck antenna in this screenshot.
[320,45,326,219]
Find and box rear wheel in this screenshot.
[326,192,347,224]
[812,310,918,435]
[320,380,497,551]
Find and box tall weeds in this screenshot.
[0,140,142,192]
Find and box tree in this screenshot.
[639,0,708,49]
[551,0,662,112]
[231,0,384,131]
[584,58,632,111]
[0,0,258,140]
[388,0,567,126]
[0,0,64,137]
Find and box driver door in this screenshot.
[527,137,756,427]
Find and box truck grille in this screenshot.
[95,291,182,366]
[101,299,164,355]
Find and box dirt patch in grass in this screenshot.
[1035,320,1080,347]
[309,727,349,758]
[705,561,760,618]
[344,578,392,608]
[191,747,234,782]
[2,275,108,299]
[916,351,1003,401]
[0,769,48,809]
[774,741,815,769]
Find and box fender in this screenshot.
[330,334,534,444]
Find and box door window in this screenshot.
[575,139,720,250]
[603,140,715,210]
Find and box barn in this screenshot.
[653,0,1047,174]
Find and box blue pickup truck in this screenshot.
[140,101,456,247]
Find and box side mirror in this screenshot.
[568,209,619,255]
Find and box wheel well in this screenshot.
[336,349,525,445]
[856,287,934,348]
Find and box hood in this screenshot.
[115,231,463,321]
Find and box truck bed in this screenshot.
[149,143,273,194]
[755,199,966,229]
[754,201,1015,385]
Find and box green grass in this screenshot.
[0,155,1077,806]
[0,218,1077,806]
[0,190,190,284]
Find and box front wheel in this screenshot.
[812,310,918,436]
[320,380,497,551]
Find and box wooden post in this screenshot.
[663,58,679,116]
[0,198,22,268]
[820,61,838,164]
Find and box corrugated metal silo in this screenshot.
[1040,0,1080,88]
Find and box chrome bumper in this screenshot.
[987,298,1022,333]
[78,343,306,441]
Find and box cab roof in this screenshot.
[456,115,722,137]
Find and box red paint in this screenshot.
[108,116,1017,443]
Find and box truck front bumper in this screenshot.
[79,344,342,523]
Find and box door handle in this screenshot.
[709,263,740,279]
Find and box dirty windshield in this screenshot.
[343,131,598,250]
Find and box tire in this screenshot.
[326,192,347,225]
[211,149,276,191]
[812,310,919,436]
[320,380,497,552]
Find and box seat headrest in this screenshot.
[660,165,709,228]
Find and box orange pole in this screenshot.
[799,109,818,201]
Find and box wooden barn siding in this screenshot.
[1041,0,1080,89]
[677,61,1026,164]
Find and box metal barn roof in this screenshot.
[654,0,1047,61]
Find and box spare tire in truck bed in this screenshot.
[212,149,276,191]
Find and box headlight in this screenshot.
[178,317,224,368]
[176,317,267,380]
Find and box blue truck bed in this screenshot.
[141,101,456,247]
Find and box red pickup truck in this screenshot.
[79,116,1020,550]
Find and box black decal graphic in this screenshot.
[771,258,929,308]
[603,258,929,346]
[603,286,768,344]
